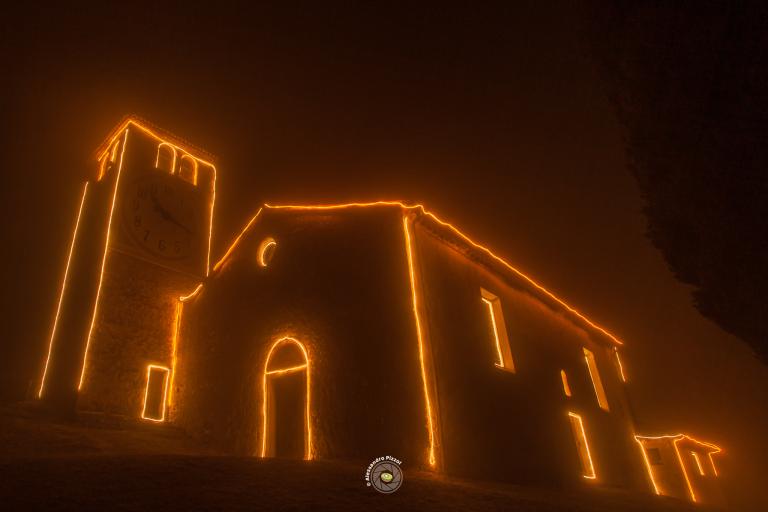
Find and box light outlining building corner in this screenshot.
[403,214,440,468]
[167,284,204,413]
[79,128,129,390]
[167,301,183,409]
[38,181,90,398]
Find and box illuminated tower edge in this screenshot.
[38,117,216,417]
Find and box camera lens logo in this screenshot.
[365,456,403,494]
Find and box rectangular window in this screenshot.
[560,369,572,397]
[583,348,609,411]
[646,447,663,465]
[480,288,515,372]
[568,412,596,479]
[141,365,170,422]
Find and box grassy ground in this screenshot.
[0,403,715,511]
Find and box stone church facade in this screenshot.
[37,117,723,505]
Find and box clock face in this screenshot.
[122,176,197,261]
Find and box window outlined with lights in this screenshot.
[646,447,663,465]
[567,411,596,480]
[480,288,515,372]
[178,154,197,185]
[155,143,176,174]
[141,364,170,422]
[560,369,572,397]
[583,347,609,411]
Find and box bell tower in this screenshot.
[38,117,216,417]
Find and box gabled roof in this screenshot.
[95,115,216,165]
[212,201,625,346]
[635,434,722,454]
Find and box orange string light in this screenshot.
[568,411,596,479]
[239,202,624,346]
[260,337,313,460]
[167,301,183,409]
[614,348,627,382]
[141,364,171,422]
[634,434,722,501]
[403,215,440,467]
[211,200,629,468]
[212,208,263,272]
[79,128,129,390]
[78,117,217,391]
[38,182,90,398]
[482,297,506,368]
[96,117,217,276]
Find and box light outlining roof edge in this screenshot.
[403,213,440,468]
[37,182,90,398]
[633,433,722,454]
[214,201,624,346]
[212,208,263,272]
[96,116,216,167]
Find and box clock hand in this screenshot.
[150,191,193,234]
[168,215,193,235]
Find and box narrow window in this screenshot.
[646,447,663,465]
[568,412,596,479]
[583,348,609,411]
[691,452,705,476]
[141,365,170,422]
[480,288,514,372]
[155,143,176,174]
[178,154,197,185]
[560,369,572,397]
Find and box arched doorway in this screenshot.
[261,337,312,460]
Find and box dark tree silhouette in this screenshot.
[583,3,768,364]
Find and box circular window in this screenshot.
[257,237,277,267]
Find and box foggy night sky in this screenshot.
[1,3,766,509]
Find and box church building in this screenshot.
[36,117,723,504]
